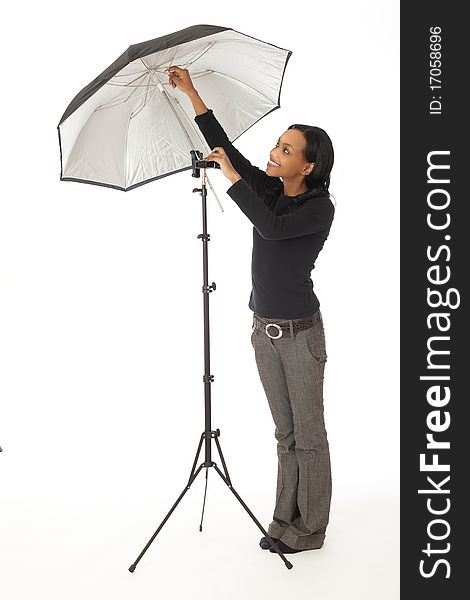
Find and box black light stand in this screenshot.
[128,151,293,571]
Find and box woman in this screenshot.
[167,66,335,555]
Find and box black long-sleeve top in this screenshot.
[194,109,335,320]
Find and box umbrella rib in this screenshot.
[130,79,160,120]
[123,74,159,186]
[123,74,152,105]
[188,69,214,80]
[111,69,152,88]
[107,82,162,87]
[166,47,178,71]
[136,42,216,78]
[106,70,156,88]
[139,57,152,70]
[104,42,216,92]
[96,73,152,111]
[143,47,180,79]
[179,42,216,69]
[209,70,276,105]
[112,69,148,78]
[122,72,152,106]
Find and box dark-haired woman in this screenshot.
[167,66,335,555]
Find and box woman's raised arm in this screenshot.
[166,66,277,198]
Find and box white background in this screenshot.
[0,1,399,598]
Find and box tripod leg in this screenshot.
[199,467,210,532]
[212,464,293,570]
[129,434,206,573]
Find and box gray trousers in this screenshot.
[251,309,332,550]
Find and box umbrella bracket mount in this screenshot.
[191,149,220,178]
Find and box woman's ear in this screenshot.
[302,163,315,175]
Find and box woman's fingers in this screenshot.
[166,66,180,85]
[203,148,226,160]
[166,65,184,74]
[166,65,188,80]
[201,148,238,181]
[165,65,195,93]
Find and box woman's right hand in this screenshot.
[165,66,196,95]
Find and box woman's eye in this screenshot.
[275,142,289,155]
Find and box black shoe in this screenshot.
[259,536,280,550]
[269,540,313,554]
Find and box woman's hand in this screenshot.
[165,68,240,184]
[204,147,241,185]
[165,66,197,95]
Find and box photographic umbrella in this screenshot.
[57,24,292,191]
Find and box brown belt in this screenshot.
[252,310,321,339]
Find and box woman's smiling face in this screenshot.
[266,128,313,179]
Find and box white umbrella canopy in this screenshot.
[58,24,292,191]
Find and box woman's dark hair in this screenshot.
[287,124,334,192]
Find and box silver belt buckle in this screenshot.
[265,323,283,339]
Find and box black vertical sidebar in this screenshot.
[401,3,467,598]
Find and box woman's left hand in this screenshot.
[204,147,241,185]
